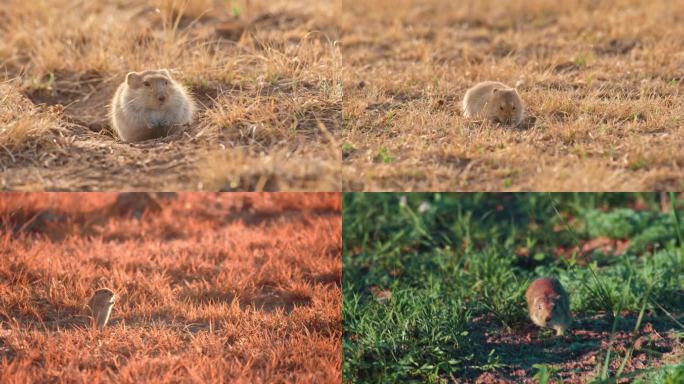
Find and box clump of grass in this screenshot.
[582,208,654,239]
[344,286,472,382]
[532,363,558,384]
[373,147,393,164]
[0,83,64,152]
[201,147,340,191]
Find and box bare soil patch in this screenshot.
[466,314,683,383]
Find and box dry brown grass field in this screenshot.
[0,192,341,382]
[341,0,684,191]
[0,0,341,191]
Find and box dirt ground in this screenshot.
[0,0,341,191]
[467,314,683,383]
[0,192,342,382]
[341,0,684,191]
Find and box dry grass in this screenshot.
[0,192,341,382]
[341,0,684,191]
[0,0,341,191]
[0,84,64,153]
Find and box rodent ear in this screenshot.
[126,72,142,88]
[158,69,172,78]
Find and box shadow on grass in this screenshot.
[464,312,682,382]
[178,286,313,315]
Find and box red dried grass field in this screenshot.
[0,192,341,383]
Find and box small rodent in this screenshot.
[462,81,524,126]
[110,69,195,142]
[526,277,571,336]
[87,288,116,329]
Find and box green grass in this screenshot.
[343,193,684,383]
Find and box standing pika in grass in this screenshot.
[110,69,195,142]
[462,81,524,126]
[526,277,571,336]
[87,288,116,329]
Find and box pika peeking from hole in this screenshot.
[110,69,195,142]
[87,288,116,330]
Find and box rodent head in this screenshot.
[533,295,561,326]
[488,88,523,125]
[125,69,174,109]
[91,288,116,307]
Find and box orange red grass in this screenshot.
[0,192,341,383]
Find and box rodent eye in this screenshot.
[143,81,151,87]
[500,105,504,110]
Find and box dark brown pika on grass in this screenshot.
[526,277,572,336]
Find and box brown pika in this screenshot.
[87,288,116,330]
[462,81,524,126]
[526,277,571,336]
[110,69,195,142]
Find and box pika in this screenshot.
[526,277,571,336]
[462,81,524,126]
[87,288,116,329]
[110,69,195,142]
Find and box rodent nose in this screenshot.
[158,96,166,102]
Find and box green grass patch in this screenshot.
[343,193,684,383]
